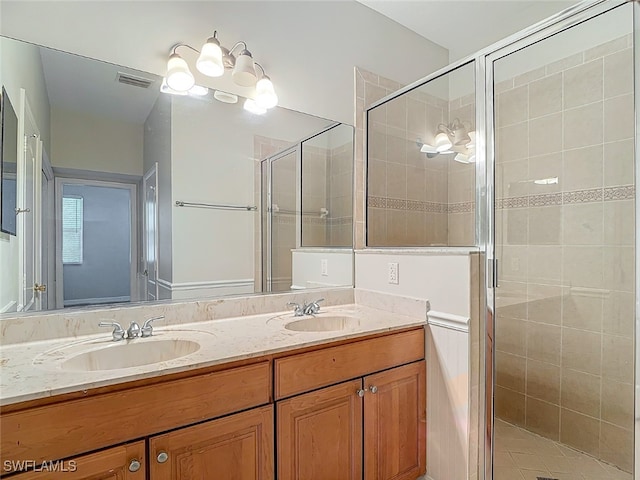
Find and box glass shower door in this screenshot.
[491,3,635,479]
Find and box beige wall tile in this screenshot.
[496,159,529,199]
[386,163,407,198]
[406,165,426,202]
[386,95,407,131]
[604,49,633,98]
[561,288,603,333]
[527,284,562,326]
[497,85,528,127]
[562,246,603,289]
[562,145,603,191]
[407,98,426,136]
[530,113,562,156]
[602,291,635,338]
[560,409,600,457]
[364,83,388,108]
[603,246,635,293]
[599,422,633,473]
[501,245,528,282]
[498,208,528,246]
[527,322,561,365]
[496,122,528,162]
[563,102,603,150]
[495,386,526,427]
[561,327,602,375]
[367,159,387,197]
[603,200,635,246]
[604,94,634,142]
[563,203,603,246]
[386,132,407,165]
[527,246,561,284]
[526,359,560,404]
[529,206,562,245]
[496,351,526,393]
[602,334,634,384]
[386,210,407,245]
[367,207,386,246]
[560,368,601,417]
[496,316,527,356]
[525,397,560,441]
[528,73,562,118]
[563,59,603,109]
[601,379,634,429]
[584,36,628,61]
[603,139,634,187]
[545,52,583,75]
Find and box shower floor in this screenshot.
[494,419,631,480]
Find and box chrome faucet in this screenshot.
[286,302,305,317]
[127,321,141,339]
[141,316,164,337]
[99,321,125,341]
[303,298,324,316]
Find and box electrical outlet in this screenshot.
[321,259,328,276]
[388,262,399,284]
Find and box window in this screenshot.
[62,196,83,264]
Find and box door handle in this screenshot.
[34,283,47,293]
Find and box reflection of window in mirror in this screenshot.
[62,196,84,265]
[366,61,476,248]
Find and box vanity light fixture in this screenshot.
[160,78,209,96]
[164,31,278,109]
[243,98,267,115]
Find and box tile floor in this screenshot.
[494,420,632,480]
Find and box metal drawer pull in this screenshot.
[369,385,378,394]
[157,451,169,463]
[128,459,141,472]
[356,389,366,397]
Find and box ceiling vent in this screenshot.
[116,72,154,89]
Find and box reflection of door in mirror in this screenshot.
[269,148,298,293]
[1,86,18,237]
[55,179,137,308]
[17,93,41,312]
[143,163,159,301]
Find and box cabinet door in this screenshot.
[277,379,363,480]
[364,361,426,480]
[149,405,273,480]
[6,441,145,480]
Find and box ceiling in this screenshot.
[358,0,577,60]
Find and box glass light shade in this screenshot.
[466,131,476,149]
[243,98,267,115]
[188,85,209,96]
[196,39,224,77]
[255,77,278,109]
[232,50,257,87]
[166,54,195,92]
[420,143,437,153]
[434,132,453,152]
[160,78,187,95]
[454,153,471,163]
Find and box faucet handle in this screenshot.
[303,298,325,315]
[99,321,125,341]
[127,321,141,339]
[141,316,164,337]
[286,302,304,316]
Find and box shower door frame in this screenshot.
[481,0,637,479]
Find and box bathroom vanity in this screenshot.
[0,306,426,480]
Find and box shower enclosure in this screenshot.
[365,0,637,478]
[261,123,354,292]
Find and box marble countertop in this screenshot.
[0,304,425,406]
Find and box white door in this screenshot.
[143,164,159,300]
[17,90,41,311]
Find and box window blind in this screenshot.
[62,196,83,264]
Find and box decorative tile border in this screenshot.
[497,185,635,210]
[367,196,475,214]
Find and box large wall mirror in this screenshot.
[0,36,354,314]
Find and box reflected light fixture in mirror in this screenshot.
[165,31,278,109]
[418,120,476,164]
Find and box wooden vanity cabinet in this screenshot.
[149,405,274,480]
[6,441,145,480]
[275,328,426,480]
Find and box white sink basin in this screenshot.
[285,315,359,332]
[59,339,201,371]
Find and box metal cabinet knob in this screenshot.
[369,385,378,394]
[128,459,141,472]
[356,389,366,397]
[157,451,169,463]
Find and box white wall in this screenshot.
[0,36,50,312]
[0,1,449,125]
[50,107,143,176]
[168,94,329,294]
[291,249,353,289]
[355,250,472,316]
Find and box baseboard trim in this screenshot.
[156,278,254,292]
[64,296,131,307]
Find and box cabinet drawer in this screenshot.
[6,441,145,480]
[1,361,270,472]
[275,328,424,399]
